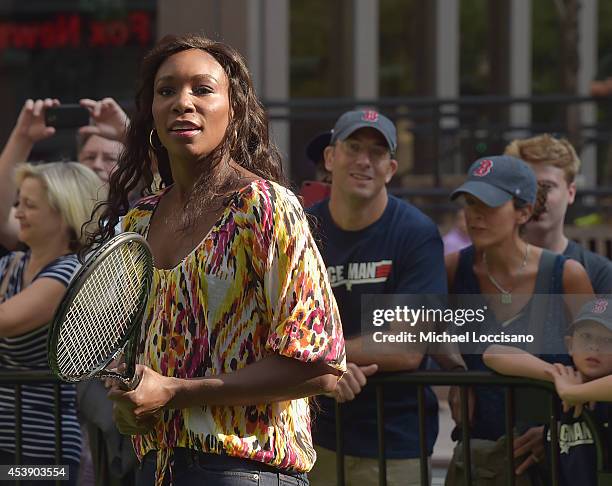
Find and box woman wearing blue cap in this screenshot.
[444,155,594,485]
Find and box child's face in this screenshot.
[566,321,612,380]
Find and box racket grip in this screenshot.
[126,370,142,390]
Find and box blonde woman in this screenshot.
[0,161,105,485]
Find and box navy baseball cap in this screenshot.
[450,155,537,207]
[305,131,332,164]
[570,298,612,333]
[330,109,397,155]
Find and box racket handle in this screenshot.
[126,371,141,390]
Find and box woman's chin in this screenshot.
[468,234,490,248]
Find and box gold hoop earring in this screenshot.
[149,129,158,151]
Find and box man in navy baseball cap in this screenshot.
[450,155,537,207]
[301,109,396,208]
[307,109,462,485]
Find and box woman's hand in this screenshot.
[547,364,591,417]
[12,98,59,145]
[107,364,175,424]
[79,97,129,143]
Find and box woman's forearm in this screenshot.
[166,354,341,408]
[559,375,612,403]
[483,345,555,381]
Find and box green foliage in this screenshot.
[289,0,333,98]
[532,0,562,95]
[599,0,612,70]
[459,0,488,95]
[379,0,417,96]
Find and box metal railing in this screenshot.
[265,94,612,173]
[333,371,612,486]
[4,369,611,486]
[272,94,612,222]
[0,370,65,486]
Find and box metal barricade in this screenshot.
[333,371,611,486]
[0,370,64,486]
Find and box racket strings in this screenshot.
[55,242,150,379]
[59,246,146,373]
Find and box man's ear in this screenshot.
[565,335,574,356]
[385,158,398,184]
[567,181,577,205]
[323,146,334,173]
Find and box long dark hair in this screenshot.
[87,33,284,249]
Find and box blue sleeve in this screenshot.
[35,255,81,287]
[396,221,448,294]
[0,254,11,279]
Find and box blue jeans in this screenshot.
[136,448,309,486]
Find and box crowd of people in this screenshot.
[0,32,610,486]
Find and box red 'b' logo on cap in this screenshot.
[592,299,609,314]
[473,159,493,177]
[362,110,379,122]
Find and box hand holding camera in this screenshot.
[79,97,129,143]
[14,98,61,145]
[14,97,129,145]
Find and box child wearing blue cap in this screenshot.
[484,297,612,486]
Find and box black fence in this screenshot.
[266,94,612,177]
[0,370,64,486]
[264,94,612,221]
[2,369,612,486]
[334,371,612,486]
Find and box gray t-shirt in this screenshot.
[564,240,612,294]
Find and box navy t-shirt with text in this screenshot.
[307,195,447,458]
[544,403,611,486]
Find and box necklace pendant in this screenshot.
[501,293,512,304]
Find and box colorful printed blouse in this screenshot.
[123,179,346,483]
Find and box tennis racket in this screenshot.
[48,232,154,390]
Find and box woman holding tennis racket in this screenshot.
[0,161,104,484]
[87,34,346,486]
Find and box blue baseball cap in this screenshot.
[330,109,397,156]
[450,155,537,207]
[570,298,612,333]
